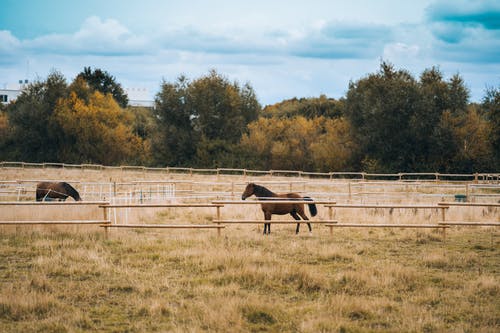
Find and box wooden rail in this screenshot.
[323,223,449,240]
[0,201,112,235]
[212,200,336,205]
[3,161,499,182]
[323,204,450,238]
[0,220,110,225]
[101,203,224,208]
[100,224,225,229]
[438,202,500,207]
[324,223,449,228]
[213,220,337,224]
[0,201,108,205]
[324,204,449,221]
[437,202,499,227]
[438,222,500,227]
[100,203,224,236]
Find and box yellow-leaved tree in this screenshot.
[54,82,149,165]
[240,116,355,172]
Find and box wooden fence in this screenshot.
[2,161,499,182]
[99,203,225,236]
[437,202,500,227]
[323,203,450,238]
[1,199,497,239]
[0,201,111,233]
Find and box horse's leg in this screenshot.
[264,211,272,235]
[298,209,312,233]
[291,211,301,234]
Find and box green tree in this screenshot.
[76,67,129,108]
[262,95,342,119]
[344,62,420,171]
[5,71,68,162]
[0,110,11,160]
[152,75,196,166]
[415,69,470,170]
[153,70,261,167]
[344,62,474,172]
[188,70,260,144]
[482,86,500,164]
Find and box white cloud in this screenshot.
[1,6,498,105]
[23,16,148,56]
[383,43,420,60]
[0,30,21,53]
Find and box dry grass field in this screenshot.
[0,167,499,332]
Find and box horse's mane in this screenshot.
[61,182,81,201]
[252,184,276,198]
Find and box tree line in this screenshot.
[0,63,498,173]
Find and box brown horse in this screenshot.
[36,182,82,201]
[241,183,317,235]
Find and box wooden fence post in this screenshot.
[216,206,221,237]
[102,205,109,239]
[329,206,334,235]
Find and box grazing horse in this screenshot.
[241,183,317,235]
[36,182,82,201]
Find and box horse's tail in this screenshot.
[303,196,317,216]
[62,182,82,201]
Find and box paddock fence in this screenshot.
[0,199,497,239]
[98,203,225,236]
[2,179,500,205]
[2,161,499,182]
[0,201,111,235]
[437,202,500,227]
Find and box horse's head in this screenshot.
[241,183,255,200]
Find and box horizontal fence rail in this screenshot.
[212,220,338,224]
[100,203,224,208]
[212,200,337,205]
[0,220,110,225]
[322,203,451,238]
[0,201,108,205]
[100,224,225,229]
[0,201,112,235]
[100,202,224,236]
[2,161,499,182]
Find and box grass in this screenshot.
[0,167,499,332]
[0,227,498,332]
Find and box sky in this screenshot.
[0,0,499,105]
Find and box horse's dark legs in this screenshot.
[264,222,271,234]
[264,212,272,235]
[291,211,302,234]
[297,211,312,233]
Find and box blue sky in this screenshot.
[0,0,499,105]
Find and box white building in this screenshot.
[0,81,28,104]
[1,81,155,108]
[125,87,154,108]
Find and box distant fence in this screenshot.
[2,161,499,182]
[2,179,500,204]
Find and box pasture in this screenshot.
[0,167,499,332]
